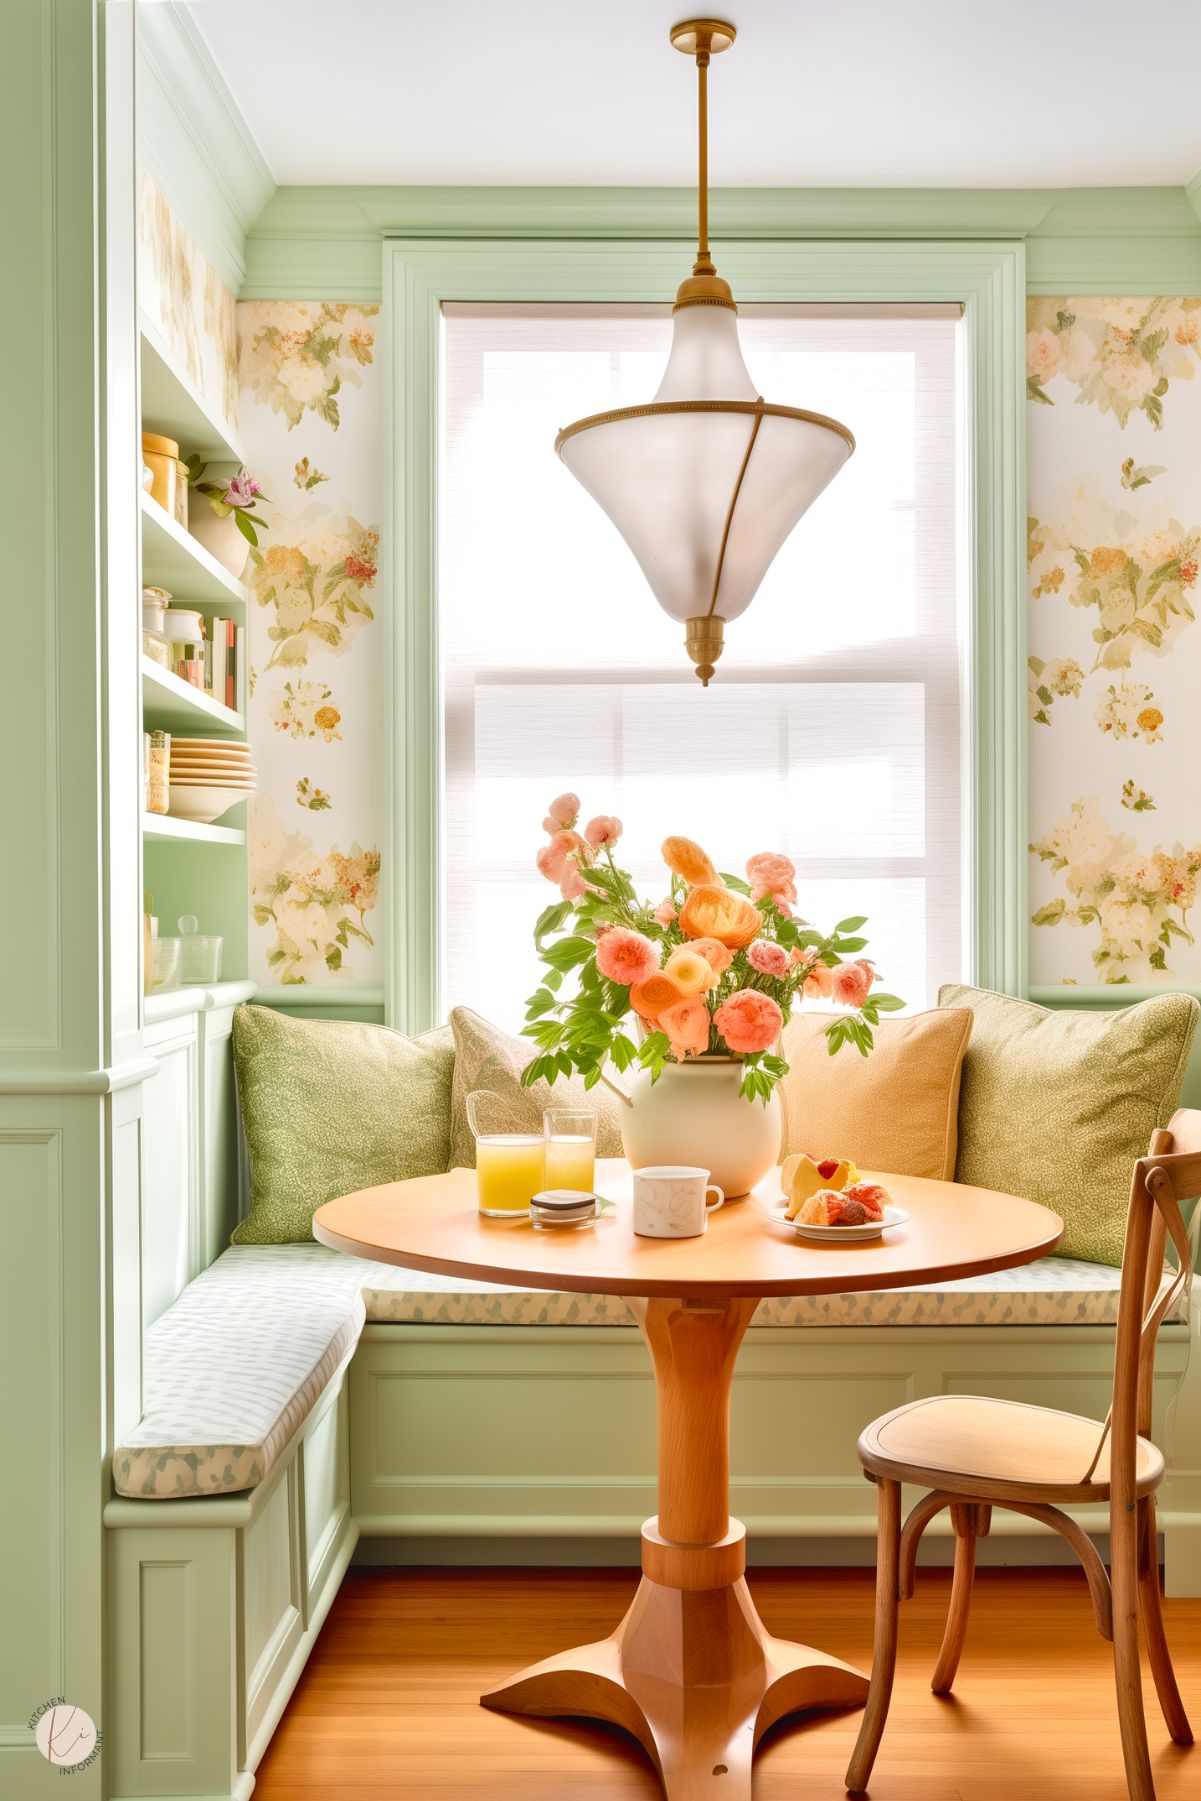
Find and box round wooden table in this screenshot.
[314,1159,1062,1799]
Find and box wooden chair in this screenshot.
[846,1109,1201,1801]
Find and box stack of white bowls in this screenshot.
[168,739,258,823]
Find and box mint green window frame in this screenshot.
[383,236,1026,1035]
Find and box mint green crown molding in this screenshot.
[242,184,1201,301]
[383,237,1026,1032]
[136,0,274,293]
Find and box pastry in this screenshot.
[782,1154,860,1219]
[841,1181,888,1221]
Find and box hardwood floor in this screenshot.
[254,1565,1199,1800]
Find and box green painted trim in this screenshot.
[1188,168,1201,226]
[251,985,385,1010]
[136,0,274,293]
[383,237,1026,1028]
[1030,984,1201,1008]
[1027,237,1201,295]
[242,183,1201,301]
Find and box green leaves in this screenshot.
[719,871,752,895]
[539,934,596,972]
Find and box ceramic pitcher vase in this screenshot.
[189,505,250,579]
[618,1057,782,1198]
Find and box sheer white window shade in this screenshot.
[440,303,966,1031]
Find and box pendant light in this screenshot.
[556,18,855,685]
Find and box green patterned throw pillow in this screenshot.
[231,1004,455,1244]
[938,984,1198,1265]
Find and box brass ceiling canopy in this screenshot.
[555,17,855,684]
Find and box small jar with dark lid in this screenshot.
[529,1189,602,1230]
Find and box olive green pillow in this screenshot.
[938,984,1198,1265]
[231,1004,455,1244]
[447,1006,624,1170]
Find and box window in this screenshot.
[440,303,966,1029]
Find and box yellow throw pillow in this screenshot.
[939,984,1199,1265]
[447,1006,625,1170]
[778,1007,973,1181]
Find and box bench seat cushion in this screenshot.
[360,1253,1180,1329]
[113,1246,366,1499]
[115,1247,1183,1499]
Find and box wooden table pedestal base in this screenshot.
[481,1295,868,1797]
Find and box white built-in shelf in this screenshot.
[141,657,245,735]
[142,813,246,847]
[139,310,247,465]
[140,491,251,610]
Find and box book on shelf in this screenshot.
[167,615,239,714]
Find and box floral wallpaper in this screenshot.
[137,167,238,429]
[1027,297,1201,987]
[236,302,385,987]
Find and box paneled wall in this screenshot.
[1027,298,1201,991]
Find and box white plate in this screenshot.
[167,784,251,822]
[772,1203,909,1243]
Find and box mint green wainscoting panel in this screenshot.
[0,2,134,1791]
[141,1008,201,1328]
[383,236,1027,1032]
[108,1524,241,1800]
[105,1369,356,1800]
[349,1322,1199,1592]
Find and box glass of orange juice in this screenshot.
[543,1107,598,1193]
[467,1091,544,1218]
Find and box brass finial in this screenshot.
[685,615,726,686]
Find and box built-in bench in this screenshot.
[105,989,1201,1801]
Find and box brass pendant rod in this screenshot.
[695,51,711,274]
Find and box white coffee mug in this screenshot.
[632,1165,725,1239]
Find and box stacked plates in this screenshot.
[168,738,257,823]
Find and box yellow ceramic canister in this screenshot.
[141,431,180,516]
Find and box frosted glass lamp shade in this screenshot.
[556,303,854,629]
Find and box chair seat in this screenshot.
[858,1393,1165,1502]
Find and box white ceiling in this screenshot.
[185,0,1201,190]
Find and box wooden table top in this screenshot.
[312,1160,1064,1300]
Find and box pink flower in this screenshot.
[660,996,712,1061]
[746,851,798,909]
[224,468,263,508]
[536,829,585,884]
[713,989,784,1056]
[803,959,835,1000]
[559,868,587,901]
[747,939,789,977]
[594,927,660,988]
[584,814,622,850]
[545,792,580,829]
[653,898,678,928]
[832,959,875,1008]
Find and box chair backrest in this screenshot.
[1098,1109,1201,1498]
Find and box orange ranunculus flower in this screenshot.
[660,996,712,1060]
[678,883,762,949]
[687,936,735,975]
[663,947,717,995]
[629,972,685,1020]
[661,835,720,888]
